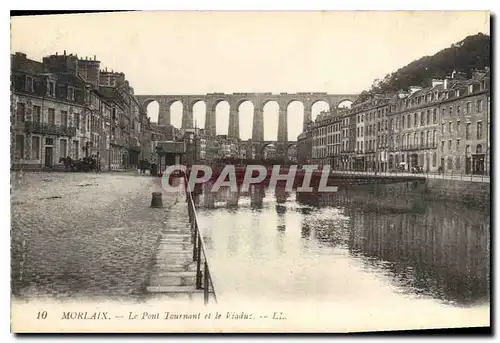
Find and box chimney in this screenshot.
[64,50,66,56]
[94,55,96,61]
[444,79,448,90]
[56,52,58,56]
[451,70,457,79]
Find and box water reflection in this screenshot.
[195,183,490,306]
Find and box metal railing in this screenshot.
[329,169,490,183]
[24,121,77,137]
[184,177,218,305]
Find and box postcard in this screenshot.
[10,10,490,333]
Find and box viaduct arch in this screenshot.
[137,92,358,156]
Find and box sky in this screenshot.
[11,11,490,141]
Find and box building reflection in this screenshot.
[346,202,490,305]
[195,178,489,306]
[250,185,265,209]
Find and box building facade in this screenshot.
[11,51,153,171]
[298,69,490,175]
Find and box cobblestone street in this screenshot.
[11,171,182,301]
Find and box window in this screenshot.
[456,156,461,171]
[432,152,437,167]
[68,87,74,101]
[441,141,444,153]
[414,133,418,147]
[427,110,430,126]
[48,81,56,96]
[457,121,461,133]
[476,99,483,112]
[448,139,452,152]
[457,105,461,115]
[477,121,483,140]
[61,111,68,128]
[32,136,40,159]
[449,106,453,115]
[433,130,437,147]
[48,108,55,125]
[74,113,80,129]
[402,116,406,129]
[441,123,445,134]
[414,113,418,127]
[420,132,424,147]
[32,105,41,122]
[421,111,425,126]
[466,102,471,114]
[16,135,24,159]
[426,131,430,147]
[26,76,33,92]
[440,108,445,121]
[456,139,460,152]
[16,103,25,123]
[60,139,67,158]
[466,123,471,140]
[447,156,453,170]
[448,121,453,134]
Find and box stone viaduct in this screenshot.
[136,92,358,156]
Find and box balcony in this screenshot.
[25,121,76,137]
[400,142,438,151]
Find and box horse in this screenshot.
[59,156,74,171]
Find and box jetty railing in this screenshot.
[184,176,218,305]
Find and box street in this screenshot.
[11,171,177,300]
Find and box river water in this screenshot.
[194,183,490,329]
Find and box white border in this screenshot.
[3,2,496,342]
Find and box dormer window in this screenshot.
[68,86,75,101]
[468,84,473,94]
[25,76,33,92]
[47,81,56,97]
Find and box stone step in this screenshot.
[161,234,192,239]
[155,263,193,269]
[157,244,191,249]
[156,250,192,256]
[149,276,183,286]
[154,271,196,277]
[146,285,204,294]
[149,275,196,287]
[154,266,190,272]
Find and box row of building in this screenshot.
[172,128,293,166]
[10,51,172,171]
[10,50,298,171]
[298,69,490,175]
